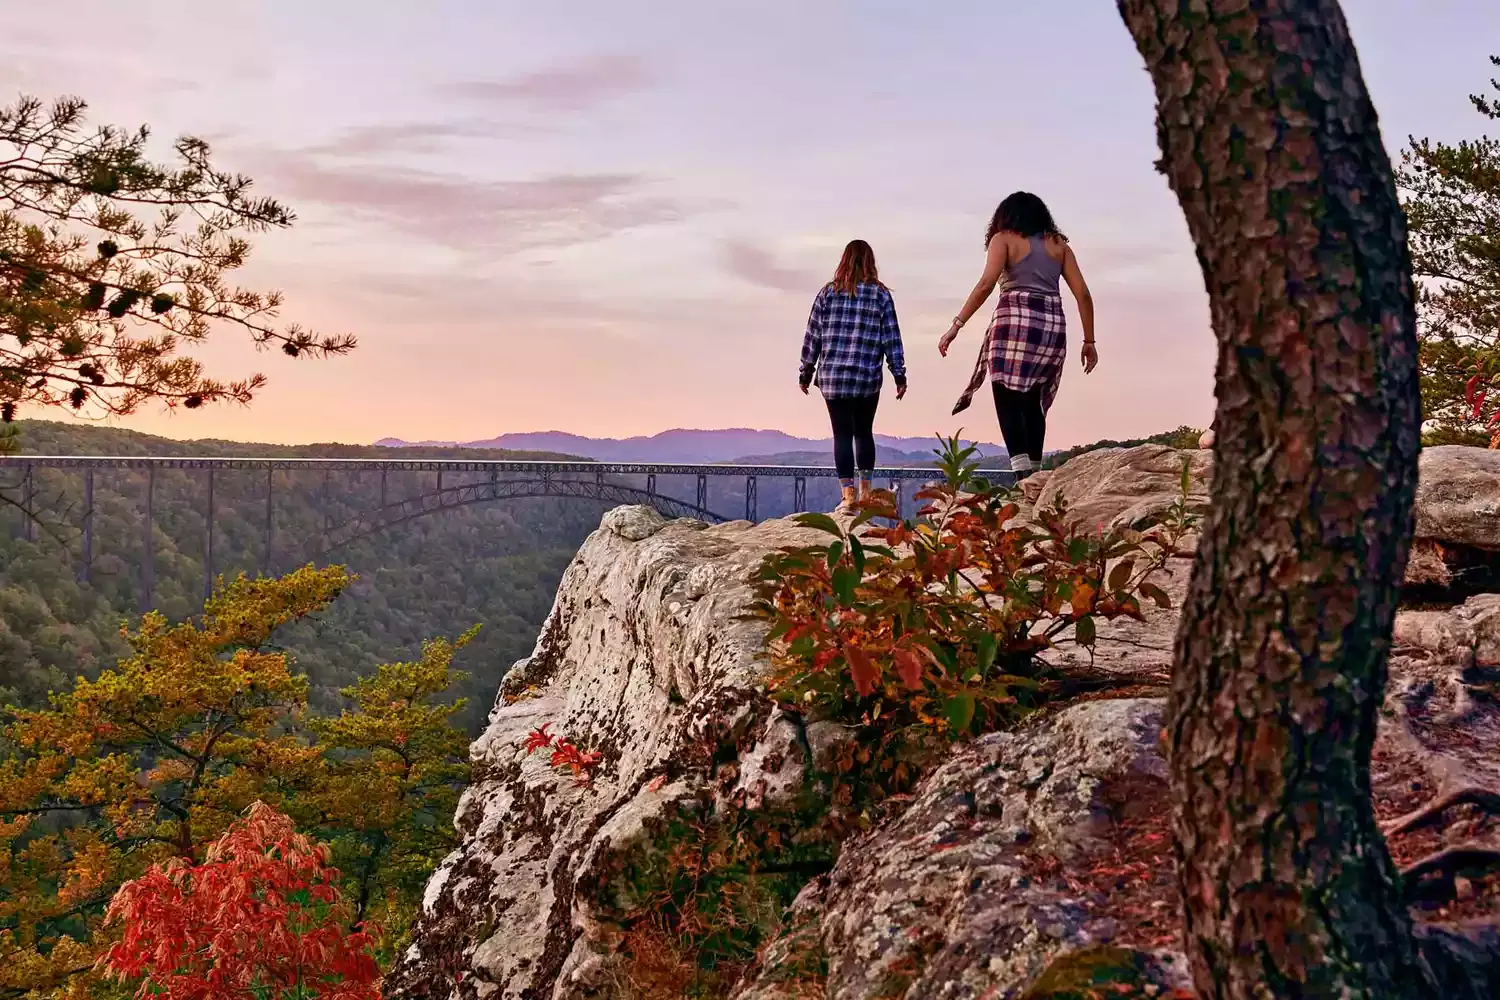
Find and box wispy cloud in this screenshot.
[257,152,690,254]
[722,239,819,293]
[307,120,547,158]
[447,53,650,113]
[300,55,651,160]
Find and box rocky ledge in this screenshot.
[389,445,1500,1000]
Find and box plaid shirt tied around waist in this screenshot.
[799,282,907,398]
[952,289,1067,415]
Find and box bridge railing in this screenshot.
[0,456,1012,477]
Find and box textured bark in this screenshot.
[1115,1,1500,996]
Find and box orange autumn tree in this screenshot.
[100,800,381,1000]
[304,631,475,950]
[0,565,473,998]
[0,567,347,999]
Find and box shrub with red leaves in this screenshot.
[99,801,382,1000]
[522,725,603,785]
[748,435,1195,741]
[1463,369,1500,448]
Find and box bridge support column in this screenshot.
[793,477,806,513]
[646,473,657,499]
[891,479,902,520]
[381,468,388,507]
[203,468,216,601]
[81,469,93,583]
[697,474,707,511]
[745,476,757,522]
[263,466,275,577]
[21,463,33,542]
[142,465,155,613]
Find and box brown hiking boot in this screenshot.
[840,485,857,511]
[857,479,873,502]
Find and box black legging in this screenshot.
[992,383,1046,463]
[825,394,879,480]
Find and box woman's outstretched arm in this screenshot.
[798,288,825,393]
[883,290,908,399]
[1061,245,1097,373]
[939,238,1007,356]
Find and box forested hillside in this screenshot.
[0,420,603,731]
[1040,425,1204,469]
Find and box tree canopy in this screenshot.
[1400,55,1500,444]
[0,95,352,421]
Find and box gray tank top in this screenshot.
[998,234,1063,295]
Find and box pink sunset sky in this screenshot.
[2,1,1496,449]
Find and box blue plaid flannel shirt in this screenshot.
[798,282,907,398]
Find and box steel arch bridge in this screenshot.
[0,456,1013,612]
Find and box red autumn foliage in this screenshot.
[522,726,603,785]
[523,722,555,753]
[1463,362,1500,446]
[99,801,381,1000]
[749,436,1195,741]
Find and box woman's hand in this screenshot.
[1081,342,1098,374]
[938,324,960,357]
[799,381,810,395]
[896,382,908,400]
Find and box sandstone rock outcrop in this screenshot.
[386,507,825,998]
[1406,447,1500,597]
[1030,444,1212,532]
[393,445,1500,1000]
[731,699,1191,1000]
[1019,442,1500,599]
[1415,447,1500,549]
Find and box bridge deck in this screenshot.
[1,456,1012,479]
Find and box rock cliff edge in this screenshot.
[390,445,1500,1000]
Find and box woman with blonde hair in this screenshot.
[798,239,907,509]
[940,192,1096,479]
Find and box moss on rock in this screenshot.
[1019,945,1176,999]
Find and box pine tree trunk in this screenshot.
[1114,1,1500,995]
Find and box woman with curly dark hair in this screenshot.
[939,192,1096,478]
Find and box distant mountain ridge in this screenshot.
[372,428,1007,465]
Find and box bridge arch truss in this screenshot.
[317,475,725,557]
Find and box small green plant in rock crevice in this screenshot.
[594,796,831,1000]
[1018,945,1194,999]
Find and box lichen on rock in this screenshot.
[730,699,1181,1000]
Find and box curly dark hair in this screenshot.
[984,192,1066,248]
